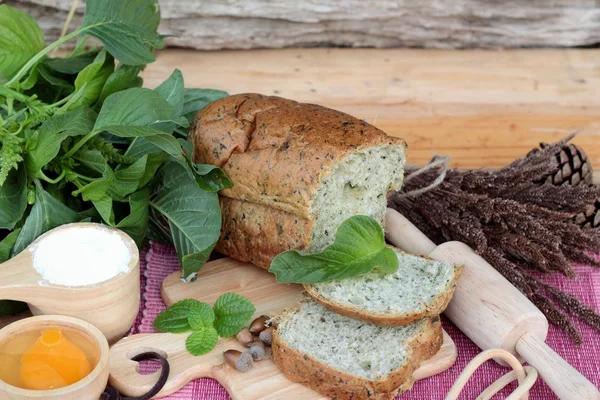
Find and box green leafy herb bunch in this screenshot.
[0,0,230,316]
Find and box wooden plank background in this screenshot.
[142,48,600,169]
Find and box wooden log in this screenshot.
[7,0,600,50]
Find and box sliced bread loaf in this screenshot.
[304,248,463,326]
[271,298,442,400]
[190,93,406,269]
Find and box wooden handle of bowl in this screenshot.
[0,250,38,299]
[516,333,600,400]
[385,208,600,399]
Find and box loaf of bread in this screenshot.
[271,298,443,400]
[305,247,463,326]
[190,93,406,269]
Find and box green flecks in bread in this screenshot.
[309,146,405,252]
[306,249,461,324]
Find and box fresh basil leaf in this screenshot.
[186,327,218,356]
[155,69,184,117]
[80,0,163,66]
[194,164,233,192]
[20,64,39,90]
[139,152,168,188]
[0,167,27,230]
[95,88,175,129]
[37,64,74,89]
[110,155,147,198]
[59,82,89,111]
[92,196,115,226]
[102,125,166,138]
[96,64,143,107]
[180,245,215,281]
[151,162,221,280]
[116,188,149,246]
[187,302,215,330]
[153,298,202,333]
[42,52,98,75]
[75,150,108,176]
[0,229,20,262]
[123,137,157,159]
[101,126,187,167]
[179,139,194,162]
[70,37,90,58]
[0,5,44,83]
[25,107,96,178]
[123,138,170,188]
[72,49,114,107]
[181,88,228,123]
[73,167,115,202]
[148,206,172,244]
[150,116,189,134]
[12,181,77,255]
[213,293,256,337]
[269,215,399,284]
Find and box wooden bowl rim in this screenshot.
[26,222,140,290]
[0,315,110,397]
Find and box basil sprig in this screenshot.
[0,0,231,316]
[269,215,399,284]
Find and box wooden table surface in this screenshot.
[143,48,600,169]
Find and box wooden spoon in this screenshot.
[0,223,140,344]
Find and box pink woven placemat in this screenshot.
[132,242,600,399]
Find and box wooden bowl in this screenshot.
[0,223,140,344]
[0,315,110,400]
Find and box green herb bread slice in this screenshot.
[304,248,463,326]
[272,299,443,400]
[190,93,406,269]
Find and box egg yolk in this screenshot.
[20,329,92,390]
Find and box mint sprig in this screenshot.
[186,327,218,356]
[153,293,256,356]
[213,293,257,337]
[269,215,399,284]
[188,302,215,330]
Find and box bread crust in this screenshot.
[190,93,406,219]
[191,93,406,268]
[271,316,443,400]
[304,263,464,326]
[217,197,313,269]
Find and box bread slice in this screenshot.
[304,248,462,326]
[190,93,406,269]
[272,299,443,400]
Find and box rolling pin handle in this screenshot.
[385,208,436,255]
[516,332,600,400]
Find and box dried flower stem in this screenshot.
[390,136,600,343]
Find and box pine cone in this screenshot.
[574,200,600,228]
[528,141,598,227]
[535,142,593,186]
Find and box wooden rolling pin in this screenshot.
[385,208,600,400]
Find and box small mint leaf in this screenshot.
[186,327,218,356]
[213,293,256,337]
[188,302,214,330]
[153,298,201,333]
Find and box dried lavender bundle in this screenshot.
[389,136,600,343]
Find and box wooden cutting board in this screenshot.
[108,257,457,399]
